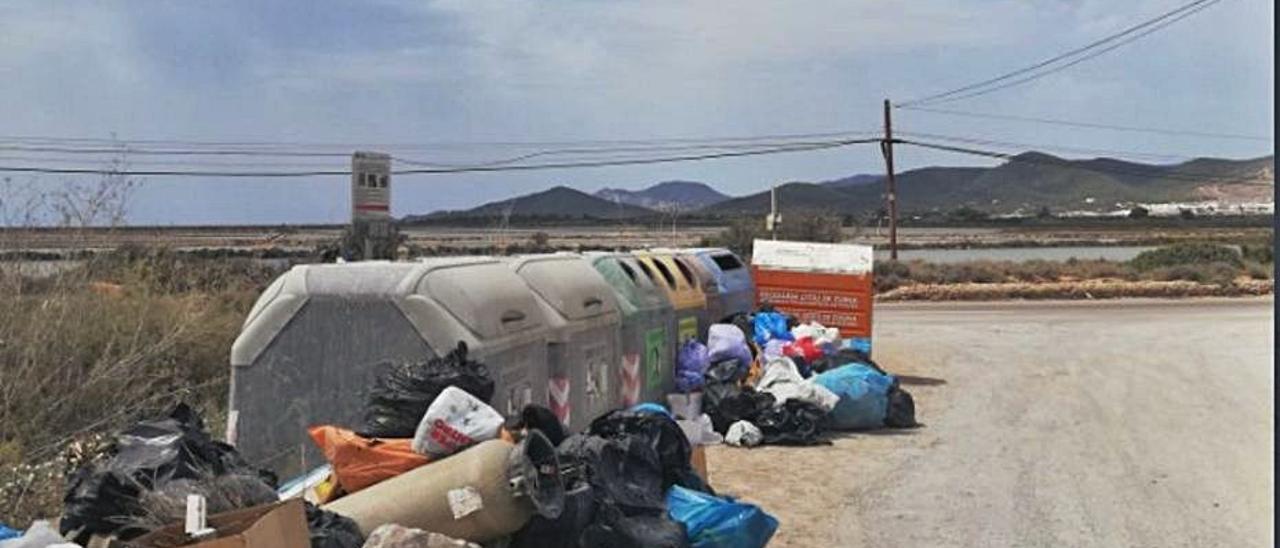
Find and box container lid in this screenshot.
[751,239,873,274]
[510,256,619,320]
[414,260,544,337]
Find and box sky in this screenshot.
[0,0,1273,225]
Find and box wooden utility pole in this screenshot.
[881,99,898,260]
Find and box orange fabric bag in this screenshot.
[308,426,432,495]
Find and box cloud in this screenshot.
[0,0,1270,224]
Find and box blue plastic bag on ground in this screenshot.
[667,485,778,548]
[676,340,710,393]
[813,363,895,430]
[751,312,793,346]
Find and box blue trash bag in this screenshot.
[0,524,20,540]
[752,312,794,346]
[667,485,778,548]
[676,340,710,393]
[630,402,675,420]
[813,363,896,430]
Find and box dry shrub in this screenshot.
[0,252,281,524]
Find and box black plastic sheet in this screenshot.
[60,403,278,543]
[358,341,495,438]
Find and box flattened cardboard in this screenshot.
[126,499,308,548]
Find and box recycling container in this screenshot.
[685,247,756,322]
[751,239,875,354]
[585,252,678,407]
[229,258,550,477]
[508,253,622,432]
[633,251,707,345]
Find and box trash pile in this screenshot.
[9,339,784,548]
[679,306,919,449]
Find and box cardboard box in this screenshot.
[127,499,309,548]
[690,445,708,483]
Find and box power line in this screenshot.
[893,130,1194,161]
[897,0,1224,107]
[0,128,879,152]
[898,105,1272,142]
[895,137,1273,185]
[391,139,875,169]
[0,138,875,178]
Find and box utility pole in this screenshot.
[767,185,780,240]
[881,99,898,260]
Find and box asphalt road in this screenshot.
[830,298,1274,547]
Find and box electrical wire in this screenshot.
[895,138,1273,185]
[391,139,875,169]
[897,105,1272,142]
[0,138,875,178]
[893,130,1194,161]
[897,0,1224,107]
[0,128,880,151]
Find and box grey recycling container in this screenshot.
[228,258,549,477]
[684,247,756,322]
[507,253,623,432]
[585,252,678,407]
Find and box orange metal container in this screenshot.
[750,239,875,346]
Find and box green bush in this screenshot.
[1129,243,1242,271]
[1147,262,1239,286]
[1241,242,1273,264]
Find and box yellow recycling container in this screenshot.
[632,251,707,344]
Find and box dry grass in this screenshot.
[0,250,282,525]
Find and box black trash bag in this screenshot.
[60,403,278,544]
[509,481,597,548]
[359,341,496,438]
[509,404,568,447]
[810,348,889,376]
[885,384,919,429]
[579,505,690,548]
[702,359,775,434]
[755,400,830,446]
[304,502,364,548]
[557,433,666,515]
[587,410,711,494]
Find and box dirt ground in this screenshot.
[706,297,1274,547]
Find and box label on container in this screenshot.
[447,486,484,520]
[644,328,665,391]
[678,316,698,343]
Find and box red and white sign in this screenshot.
[620,354,641,406]
[549,376,571,427]
[351,151,391,222]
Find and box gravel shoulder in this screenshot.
[706,297,1274,547]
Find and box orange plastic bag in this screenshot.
[308,426,432,495]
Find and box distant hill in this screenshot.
[595,180,728,210]
[408,185,656,221]
[700,153,1273,216]
[820,173,882,189]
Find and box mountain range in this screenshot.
[408,152,1273,221]
[594,180,729,210]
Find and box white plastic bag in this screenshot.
[791,322,840,346]
[412,386,505,457]
[757,357,840,413]
[0,521,78,548]
[725,421,763,447]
